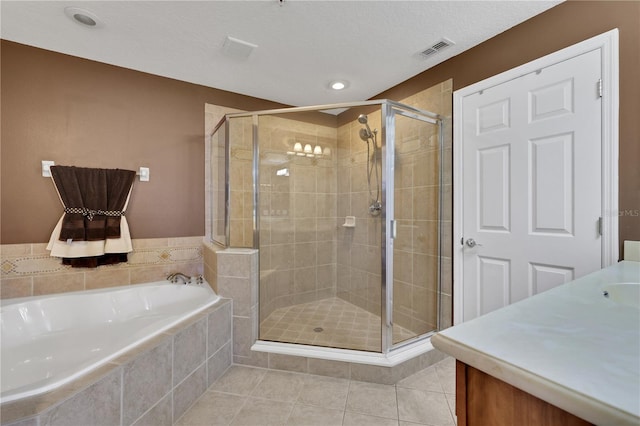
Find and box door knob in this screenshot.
[465,238,482,248]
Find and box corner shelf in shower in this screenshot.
[342,216,356,228]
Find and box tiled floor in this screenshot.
[260,297,417,352]
[176,357,457,426]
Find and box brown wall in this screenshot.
[373,0,640,255]
[0,40,286,244]
[2,0,639,249]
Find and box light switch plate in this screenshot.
[139,167,150,182]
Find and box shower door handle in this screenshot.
[390,220,397,239]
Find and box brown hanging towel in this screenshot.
[49,166,136,268]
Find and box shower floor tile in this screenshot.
[260,297,416,352]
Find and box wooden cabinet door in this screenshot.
[456,361,592,426]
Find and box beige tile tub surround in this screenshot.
[0,237,205,299]
[211,248,262,367]
[0,298,233,426]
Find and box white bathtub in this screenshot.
[0,281,220,404]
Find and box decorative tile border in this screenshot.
[0,237,205,299]
[2,255,69,276]
[127,246,202,266]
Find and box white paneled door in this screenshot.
[459,49,604,321]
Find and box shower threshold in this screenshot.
[251,335,437,368]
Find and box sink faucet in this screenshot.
[167,272,191,285]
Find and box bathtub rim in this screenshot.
[1,280,221,404]
[0,297,232,426]
[0,279,219,307]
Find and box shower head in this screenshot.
[357,114,374,141]
[359,127,372,141]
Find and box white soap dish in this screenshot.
[342,216,356,228]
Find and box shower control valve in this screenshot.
[369,201,382,216]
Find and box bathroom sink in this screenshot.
[601,283,640,309]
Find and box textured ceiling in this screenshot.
[1,1,561,107]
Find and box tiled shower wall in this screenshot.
[206,108,341,324]
[403,81,453,331]
[257,115,338,321]
[226,116,255,248]
[335,115,384,318]
[392,110,442,335]
[0,237,204,299]
[204,103,243,247]
[398,80,453,331]
[336,81,454,333]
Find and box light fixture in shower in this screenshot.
[64,7,102,28]
[287,141,331,158]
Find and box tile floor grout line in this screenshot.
[394,383,401,425]
[227,391,250,426]
[283,398,297,425]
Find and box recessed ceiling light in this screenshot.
[330,80,348,90]
[64,7,102,28]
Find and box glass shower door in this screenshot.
[217,100,443,357]
[387,106,442,347]
[256,109,383,353]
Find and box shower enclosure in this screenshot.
[210,100,443,355]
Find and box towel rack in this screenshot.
[41,161,150,182]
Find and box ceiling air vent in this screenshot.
[420,38,454,59]
[222,36,258,60]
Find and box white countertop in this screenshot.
[432,261,640,425]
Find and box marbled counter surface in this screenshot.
[432,261,640,425]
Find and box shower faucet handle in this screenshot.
[369,201,382,216]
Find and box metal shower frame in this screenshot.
[211,99,444,355]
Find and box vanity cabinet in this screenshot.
[432,262,639,425]
[455,361,592,426]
